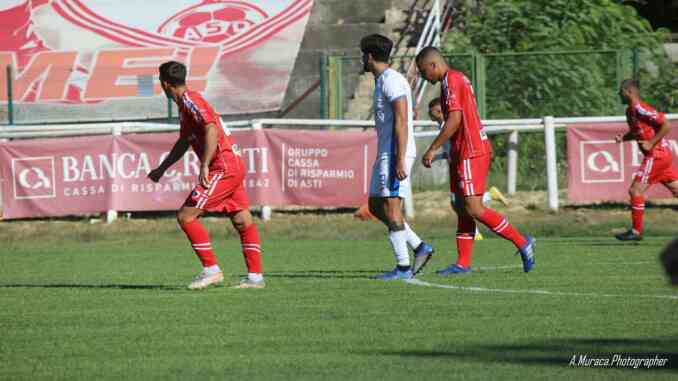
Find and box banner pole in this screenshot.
[544,116,559,211]
[507,130,519,195]
[6,65,14,125]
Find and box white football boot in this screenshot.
[187,270,224,290]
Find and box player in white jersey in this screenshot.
[360,34,434,280]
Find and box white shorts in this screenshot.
[369,153,415,198]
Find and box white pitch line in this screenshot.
[404,278,678,301]
[475,265,522,271]
[457,261,656,273]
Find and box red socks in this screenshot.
[456,215,475,268]
[180,219,263,273]
[631,195,644,234]
[180,219,218,267]
[239,223,263,273]
[477,208,527,249]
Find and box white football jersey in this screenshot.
[373,68,416,159]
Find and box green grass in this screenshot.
[1,218,677,380]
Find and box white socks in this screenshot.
[204,265,221,274]
[388,230,410,266]
[403,222,423,249]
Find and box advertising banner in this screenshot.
[0,129,377,219]
[567,121,678,203]
[0,0,313,123]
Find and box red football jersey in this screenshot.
[178,90,239,173]
[441,70,491,159]
[626,101,671,159]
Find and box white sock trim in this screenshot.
[204,265,221,274]
[403,222,423,249]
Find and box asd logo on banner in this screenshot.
[11,157,56,199]
[580,140,625,183]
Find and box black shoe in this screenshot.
[615,229,642,241]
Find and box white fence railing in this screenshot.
[2,115,677,220]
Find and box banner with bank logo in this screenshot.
[0,129,376,219]
[0,0,313,123]
[567,121,678,203]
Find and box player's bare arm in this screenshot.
[422,110,462,168]
[148,137,190,182]
[199,123,219,188]
[392,97,409,180]
[641,120,671,152]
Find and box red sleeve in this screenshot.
[445,74,463,114]
[635,103,665,128]
[184,92,217,128]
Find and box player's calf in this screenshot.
[230,210,264,283]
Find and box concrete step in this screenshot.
[309,0,392,26]
[302,23,393,50]
[280,0,430,119]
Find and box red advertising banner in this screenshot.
[567,121,678,203]
[0,129,377,219]
[0,1,313,123]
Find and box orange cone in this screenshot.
[354,204,374,220]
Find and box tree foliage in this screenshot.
[442,0,673,118]
[440,0,675,190]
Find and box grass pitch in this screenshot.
[1,212,677,380]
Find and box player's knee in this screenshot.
[176,211,194,225]
[233,220,248,232]
[387,221,405,232]
[384,209,403,226]
[230,212,252,231]
[465,204,484,219]
[629,187,642,198]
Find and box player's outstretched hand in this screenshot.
[199,165,211,188]
[396,159,408,181]
[422,149,435,168]
[148,167,164,183]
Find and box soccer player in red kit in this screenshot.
[148,61,264,289]
[614,79,678,241]
[416,47,535,274]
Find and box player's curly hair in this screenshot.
[159,61,186,86]
[360,34,393,63]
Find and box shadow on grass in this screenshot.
[565,203,678,211]
[265,270,377,280]
[0,284,181,290]
[586,242,644,247]
[367,337,678,370]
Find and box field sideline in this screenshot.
[1,206,677,380]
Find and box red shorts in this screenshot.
[184,169,249,213]
[449,154,491,197]
[633,155,678,185]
